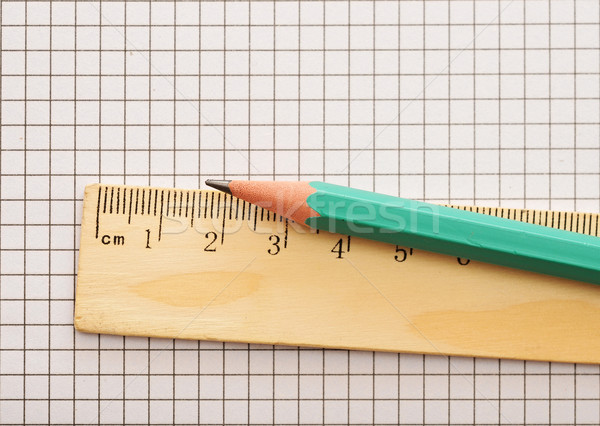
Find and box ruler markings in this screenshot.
[103,186,108,214]
[91,186,600,255]
[172,191,177,217]
[185,192,190,218]
[190,192,196,227]
[153,189,158,216]
[95,185,102,239]
[166,190,171,218]
[128,189,133,224]
[558,212,563,230]
[220,194,227,245]
[158,190,164,241]
[123,187,127,214]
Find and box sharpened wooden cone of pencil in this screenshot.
[206,180,600,286]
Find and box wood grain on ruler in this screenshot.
[75,184,600,363]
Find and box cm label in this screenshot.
[101,235,125,245]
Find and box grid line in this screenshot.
[2,0,600,424]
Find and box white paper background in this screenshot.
[1,0,600,424]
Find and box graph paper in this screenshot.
[1,0,600,424]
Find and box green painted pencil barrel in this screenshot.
[305,182,600,285]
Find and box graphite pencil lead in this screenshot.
[205,179,232,194]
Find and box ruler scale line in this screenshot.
[153,189,158,216]
[110,187,114,214]
[147,188,152,216]
[190,192,196,227]
[220,194,227,245]
[172,191,177,217]
[166,190,171,218]
[103,186,108,214]
[158,190,164,241]
[179,192,183,217]
[185,192,190,218]
[128,189,133,224]
[123,187,127,215]
[203,192,209,219]
[95,185,102,239]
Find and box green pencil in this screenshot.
[206,179,600,285]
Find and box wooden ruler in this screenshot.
[75,184,600,363]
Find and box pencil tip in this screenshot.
[205,179,232,194]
